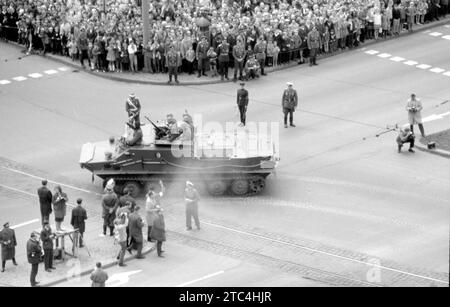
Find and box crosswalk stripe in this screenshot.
[58,67,69,71]
[442,35,450,40]
[0,80,11,85]
[429,68,446,73]
[365,50,379,55]
[390,56,405,62]
[377,53,391,58]
[416,64,431,69]
[429,32,443,36]
[44,69,58,75]
[28,73,43,78]
[403,60,418,66]
[443,71,450,77]
[13,76,27,81]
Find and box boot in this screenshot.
[398,145,402,153]
[418,124,425,137]
[109,226,114,237]
[102,226,107,236]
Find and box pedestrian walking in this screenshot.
[127,206,145,259]
[70,198,88,248]
[37,180,53,226]
[184,181,200,231]
[150,206,166,258]
[406,94,425,137]
[236,82,249,127]
[26,232,42,287]
[90,262,108,287]
[101,181,119,237]
[114,213,129,267]
[40,222,56,272]
[397,125,416,153]
[0,222,17,272]
[145,180,164,242]
[282,82,298,128]
[52,185,68,231]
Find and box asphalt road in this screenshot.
[0,24,449,287]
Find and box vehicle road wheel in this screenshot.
[231,179,249,196]
[206,180,228,196]
[249,177,265,194]
[123,181,141,198]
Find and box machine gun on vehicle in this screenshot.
[145,116,169,140]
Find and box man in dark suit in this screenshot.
[40,222,55,272]
[26,232,42,287]
[127,206,145,259]
[0,222,17,272]
[37,180,52,226]
[71,198,87,248]
[236,82,249,126]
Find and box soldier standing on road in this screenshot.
[166,44,180,84]
[217,38,230,81]
[90,262,108,287]
[101,183,119,237]
[26,232,42,287]
[40,222,55,272]
[0,222,17,272]
[282,82,298,128]
[127,206,145,259]
[150,206,166,257]
[37,180,52,226]
[233,37,246,82]
[184,181,200,231]
[307,26,321,66]
[254,36,267,76]
[52,186,68,231]
[406,94,425,137]
[196,36,209,78]
[70,198,88,248]
[236,82,249,127]
[126,93,141,126]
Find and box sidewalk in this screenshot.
[416,129,450,158]
[11,18,448,86]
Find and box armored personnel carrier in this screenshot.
[80,120,278,197]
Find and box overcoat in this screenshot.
[0,228,17,260]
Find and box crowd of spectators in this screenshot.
[1,0,448,78]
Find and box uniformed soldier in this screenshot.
[216,38,230,81]
[196,36,209,78]
[70,198,88,248]
[125,93,141,125]
[282,82,298,128]
[254,36,267,76]
[166,44,180,84]
[184,181,200,230]
[26,232,42,287]
[236,82,249,126]
[232,37,247,82]
[406,94,425,137]
[307,26,322,66]
[0,222,17,272]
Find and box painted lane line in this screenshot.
[429,67,446,73]
[58,67,69,71]
[390,56,405,62]
[422,112,450,123]
[377,53,391,58]
[44,69,58,75]
[365,50,379,55]
[403,60,418,66]
[445,25,450,28]
[0,166,100,195]
[177,271,225,287]
[200,221,449,285]
[441,35,450,40]
[443,71,450,76]
[13,76,27,81]
[0,80,11,85]
[429,32,443,36]
[11,219,40,230]
[28,73,43,78]
[416,64,431,69]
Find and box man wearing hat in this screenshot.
[150,206,166,257]
[70,198,88,248]
[0,222,17,272]
[184,181,200,231]
[166,44,180,84]
[307,25,321,66]
[396,124,415,153]
[26,232,42,287]
[101,183,119,237]
[128,206,145,259]
[40,222,55,272]
[37,180,53,227]
[236,82,249,126]
[125,93,141,126]
[282,82,298,128]
[196,36,209,78]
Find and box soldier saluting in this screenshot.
[307,25,321,67]
[126,93,141,125]
[237,82,249,127]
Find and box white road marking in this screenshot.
[12,76,27,81]
[200,221,449,285]
[28,73,43,78]
[443,71,450,76]
[429,32,443,36]
[0,166,99,195]
[403,60,418,66]
[177,271,225,287]
[377,53,391,58]
[422,111,450,123]
[390,56,405,62]
[58,67,69,71]
[11,219,40,229]
[106,270,142,287]
[429,67,446,73]
[416,64,431,69]
[445,25,450,28]
[44,69,58,75]
[441,35,450,40]
[0,80,11,85]
[365,50,379,55]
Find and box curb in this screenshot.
[4,18,450,87]
[40,244,155,287]
[415,141,450,159]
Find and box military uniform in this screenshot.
[254,40,267,75]
[125,96,141,125]
[40,227,54,271]
[237,87,249,125]
[166,48,180,83]
[26,238,42,287]
[232,43,247,81]
[71,205,88,247]
[307,28,321,66]
[101,190,119,236]
[282,87,298,127]
[0,227,17,272]
[216,41,230,80]
[196,39,209,77]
